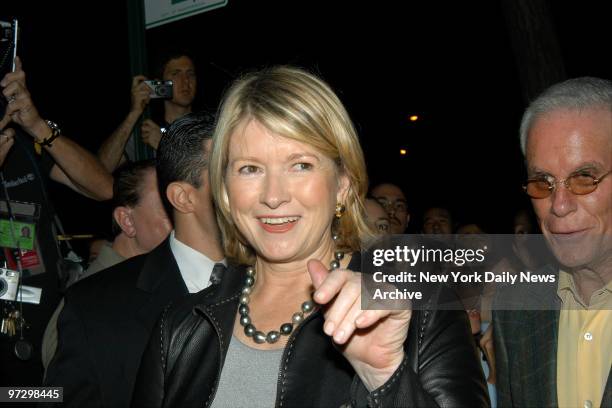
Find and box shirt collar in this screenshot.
[169,230,226,294]
[557,268,612,309]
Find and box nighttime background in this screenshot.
[2,0,611,244]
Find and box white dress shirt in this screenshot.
[169,230,226,294]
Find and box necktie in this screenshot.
[209,263,226,285]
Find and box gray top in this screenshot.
[210,336,284,408]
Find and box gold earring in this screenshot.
[335,203,345,219]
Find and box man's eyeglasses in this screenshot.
[523,170,611,199]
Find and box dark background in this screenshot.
[2,0,611,240]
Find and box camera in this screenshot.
[0,21,13,42]
[144,80,173,99]
[1,19,18,77]
[0,267,20,301]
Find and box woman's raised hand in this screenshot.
[308,259,411,391]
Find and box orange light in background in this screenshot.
[400,149,407,155]
[409,115,418,122]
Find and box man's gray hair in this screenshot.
[519,77,612,155]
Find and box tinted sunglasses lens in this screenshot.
[526,180,551,198]
[568,175,597,195]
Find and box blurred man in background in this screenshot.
[41,160,172,374]
[422,206,453,234]
[98,51,197,171]
[370,182,410,234]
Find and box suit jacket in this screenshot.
[43,239,189,408]
[493,264,612,407]
[41,242,126,374]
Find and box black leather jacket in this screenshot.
[132,262,489,408]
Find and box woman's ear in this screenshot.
[166,181,196,215]
[336,172,351,204]
[113,206,136,238]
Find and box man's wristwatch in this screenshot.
[39,120,62,147]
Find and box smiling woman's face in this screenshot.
[225,119,348,264]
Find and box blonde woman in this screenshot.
[132,67,488,408]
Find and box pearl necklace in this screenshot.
[239,250,345,344]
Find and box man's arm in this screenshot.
[1,57,112,200]
[98,75,151,172]
[32,119,113,200]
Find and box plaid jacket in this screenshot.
[493,264,612,407]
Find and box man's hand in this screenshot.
[141,119,162,150]
[308,259,411,391]
[0,128,15,166]
[480,324,496,384]
[130,75,151,115]
[0,57,47,141]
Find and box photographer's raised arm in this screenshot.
[97,75,150,172]
[0,57,113,201]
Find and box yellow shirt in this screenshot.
[557,270,612,408]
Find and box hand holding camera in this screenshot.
[130,75,152,115]
[0,56,48,142]
[129,76,173,116]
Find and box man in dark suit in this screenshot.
[493,77,611,408]
[43,112,225,408]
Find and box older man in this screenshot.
[493,77,611,408]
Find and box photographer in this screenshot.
[1,57,113,200]
[0,56,112,385]
[98,51,197,172]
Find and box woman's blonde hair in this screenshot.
[209,66,374,263]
